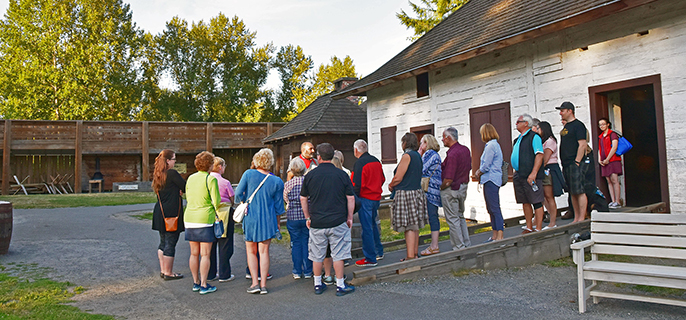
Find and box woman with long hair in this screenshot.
[152,149,186,280]
[235,148,285,295]
[184,151,221,295]
[534,121,565,229]
[388,132,428,261]
[473,124,504,241]
[418,134,442,255]
[598,118,623,208]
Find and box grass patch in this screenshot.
[473,226,492,234]
[451,268,485,277]
[543,256,575,268]
[0,263,114,319]
[598,254,633,263]
[632,285,686,296]
[130,212,153,220]
[0,192,157,209]
[380,218,450,242]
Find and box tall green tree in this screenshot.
[397,0,469,41]
[154,13,272,122]
[295,55,357,114]
[0,0,145,120]
[262,44,313,121]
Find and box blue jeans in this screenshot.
[483,181,504,231]
[426,201,440,232]
[287,219,313,276]
[358,197,384,263]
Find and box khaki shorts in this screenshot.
[308,222,352,262]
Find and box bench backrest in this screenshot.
[590,212,686,260]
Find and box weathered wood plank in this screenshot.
[591,244,686,260]
[590,291,686,308]
[593,212,686,224]
[591,233,686,248]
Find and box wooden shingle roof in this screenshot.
[333,0,656,98]
[262,94,366,143]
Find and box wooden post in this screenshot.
[142,122,149,182]
[2,120,10,195]
[267,122,273,136]
[206,123,213,153]
[74,121,83,193]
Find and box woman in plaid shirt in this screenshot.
[284,158,313,279]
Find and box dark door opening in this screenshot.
[589,75,668,210]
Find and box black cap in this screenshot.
[556,101,575,110]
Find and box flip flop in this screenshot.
[420,247,440,256]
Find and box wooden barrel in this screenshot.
[0,201,12,255]
[351,213,382,249]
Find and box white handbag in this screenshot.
[233,174,269,223]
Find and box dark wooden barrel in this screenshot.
[0,201,12,254]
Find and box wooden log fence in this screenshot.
[0,120,284,194]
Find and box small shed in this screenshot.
[263,78,367,180]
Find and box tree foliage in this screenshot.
[262,44,312,122]
[0,0,145,120]
[295,55,357,114]
[397,0,469,41]
[0,1,356,123]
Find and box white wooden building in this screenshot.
[334,0,684,221]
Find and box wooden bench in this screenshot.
[570,212,686,313]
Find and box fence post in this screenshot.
[206,123,213,153]
[141,122,149,182]
[2,120,10,195]
[74,121,83,193]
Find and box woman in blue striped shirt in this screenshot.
[419,134,442,255]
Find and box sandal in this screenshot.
[163,273,184,280]
[420,247,440,256]
[400,256,418,262]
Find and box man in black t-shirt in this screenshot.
[300,143,356,296]
[557,101,589,223]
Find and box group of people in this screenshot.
[150,100,624,296]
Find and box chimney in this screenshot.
[333,77,360,104]
[333,77,358,92]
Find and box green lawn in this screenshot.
[0,192,157,209]
[379,218,451,243]
[0,263,114,319]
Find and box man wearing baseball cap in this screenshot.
[557,102,588,223]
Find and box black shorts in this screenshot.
[563,163,586,195]
[513,172,544,204]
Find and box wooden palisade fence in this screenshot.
[0,120,284,194]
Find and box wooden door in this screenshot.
[469,103,512,181]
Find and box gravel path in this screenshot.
[1,204,685,320]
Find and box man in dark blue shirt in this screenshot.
[300,143,356,296]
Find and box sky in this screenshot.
[0,0,416,90]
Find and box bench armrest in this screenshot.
[570,239,594,251]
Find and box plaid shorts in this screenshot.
[563,163,586,195]
[390,189,428,232]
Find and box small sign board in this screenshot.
[174,163,187,174]
[118,184,139,191]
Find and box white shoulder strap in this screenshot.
[246,174,270,204]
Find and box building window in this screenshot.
[469,102,512,182]
[416,73,429,98]
[381,126,397,164]
[410,124,434,143]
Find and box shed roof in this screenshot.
[262,94,367,143]
[333,0,655,98]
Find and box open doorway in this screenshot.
[589,75,669,210]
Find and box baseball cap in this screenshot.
[556,101,575,110]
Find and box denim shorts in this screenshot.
[308,222,351,262]
[185,226,215,243]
